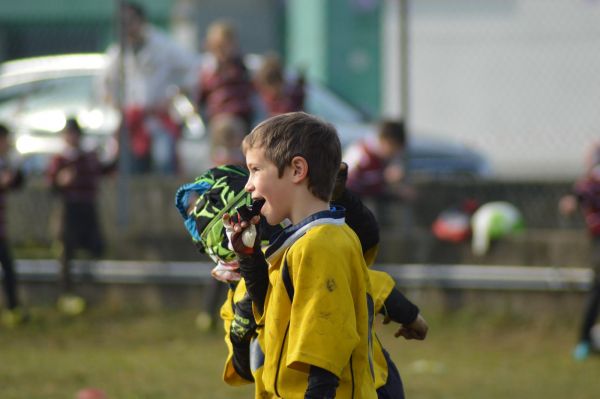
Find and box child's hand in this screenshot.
[0,170,12,187]
[384,163,405,184]
[223,213,261,256]
[559,195,577,216]
[210,262,241,283]
[384,313,429,340]
[56,167,76,187]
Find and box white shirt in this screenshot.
[102,26,199,109]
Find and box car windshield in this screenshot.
[0,74,113,135]
[304,84,367,125]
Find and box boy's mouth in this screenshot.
[236,198,266,221]
[249,198,266,215]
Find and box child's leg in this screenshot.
[376,348,405,399]
[59,242,74,294]
[82,204,104,259]
[579,238,600,343]
[59,208,77,295]
[198,279,228,330]
[0,240,18,309]
[578,277,600,343]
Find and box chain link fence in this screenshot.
[407,0,600,181]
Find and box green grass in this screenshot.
[1,306,599,399]
[380,309,600,399]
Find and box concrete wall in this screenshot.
[15,278,589,320]
[6,177,589,267]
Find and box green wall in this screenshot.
[0,0,173,22]
[286,0,381,116]
[0,0,173,60]
[286,0,328,83]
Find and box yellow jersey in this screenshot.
[257,209,377,399]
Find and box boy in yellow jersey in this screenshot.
[225,112,377,398]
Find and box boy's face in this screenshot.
[379,136,403,160]
[122,8,145,47]
[206,35,236,64]
[63,129,81,148]
[245,146,291,225]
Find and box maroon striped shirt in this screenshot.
[574,176,600,236]
[0,157,24,239]
[258,78,305,116]
[199,56,254,123]
[47,149,106,203]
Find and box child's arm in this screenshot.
[223,202,269,314]
[369,269,428,340]
[221,283,255,385]
[0,167,24,191]
[237,253,268,315]
[305,366,339,398]
[381,288,428,340]
[380,287,419,325]
[228,293,256,382]
[47,157,74,190]
[394,314,428,340]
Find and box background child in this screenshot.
[47,118,116,315]
[559,142,600,360]
[344,119,415,200]
[254,53,305,116]
[208,113,247,167]
[0,123,26,326]
[198,20,254,132]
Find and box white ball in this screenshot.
[242,225,257,248]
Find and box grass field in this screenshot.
[1,305,599,399]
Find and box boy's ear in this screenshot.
[290,156,309,183]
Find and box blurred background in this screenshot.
[2,0,598,263]
[1,1,600,398]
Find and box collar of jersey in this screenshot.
[265,206,346,261]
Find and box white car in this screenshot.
[0,53,208,175]
[0,53,491,179]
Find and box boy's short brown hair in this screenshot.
[254,53,284,88]
[243,112,341,201]
[379,119,405,147]
[0,123,9,138]
[206,20,237,45]
[64,118,83,135]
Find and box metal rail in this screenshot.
[9,260,592,292]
